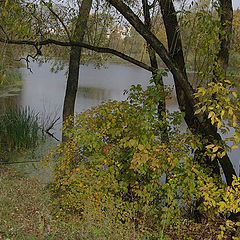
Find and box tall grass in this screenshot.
[0,106,42,151]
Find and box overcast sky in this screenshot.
[233,0,240,10]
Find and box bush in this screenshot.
[46,83,240,239]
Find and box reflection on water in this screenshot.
[0,95,21,112]
[77,86,112,101]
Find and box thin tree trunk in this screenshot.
[142,0,168,143]
[62,0,93,142]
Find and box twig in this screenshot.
[41,0,72,41]
[15,45,42,72]
[44,116,60,142]
[45,131,60,142]
[0,24,9,41]
[46,117,60,133]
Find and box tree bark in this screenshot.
[62,0,93,142]
[218,0,233,74]
[106,0,236,185]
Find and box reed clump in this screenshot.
[0,106,42,152]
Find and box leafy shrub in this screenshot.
[46,83,240,238]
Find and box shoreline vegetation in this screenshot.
[0,68,23,89]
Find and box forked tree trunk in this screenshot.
[62,0,93,142]
[107,0,236,185]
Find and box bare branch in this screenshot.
[0,37,156,72]
[15,45,42,72]
[45,117,60,133]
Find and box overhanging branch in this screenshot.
[0,37,156,72]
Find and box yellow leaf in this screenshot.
[235,222,240,227]
[212,146,219,153]
[232,92,238,98]
[233,115,237,127]
[138,144,144,151]
[233,115,236,122]
[224,80,231,84]
[232,145,238,149]
[217,121,221,129]
[208,111,215,119]
[221,151,226,158]
[195,108,202,115]
[5,0,9,7]
[211,116,215,125]
[220,110,225,119]
[206,144,214,149]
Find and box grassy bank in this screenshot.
[0,167,135,240]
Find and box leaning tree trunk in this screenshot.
[62,0,93,142]
[106,0,236,185]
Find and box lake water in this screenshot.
[19,62,153,139]
[1,61,239,176]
